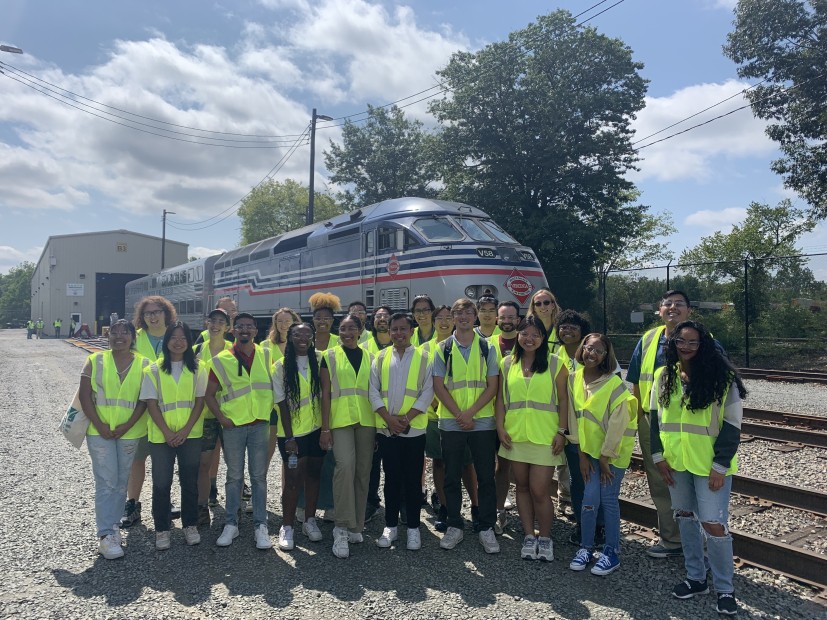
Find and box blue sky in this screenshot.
[1,0,823,275]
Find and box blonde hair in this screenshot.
[268,307,301,344]
[527,288,559,325]
[309,292,341,314]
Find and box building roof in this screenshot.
[34,229,187,269]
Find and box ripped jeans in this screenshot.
[668,469,734,594]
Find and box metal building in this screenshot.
[30,230,188,336]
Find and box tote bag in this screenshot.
[59,389,90,449]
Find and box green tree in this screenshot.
[429,10,648,309]
[237,178,344,245]
[0,262,35,324]
[724,0,827,217]
[324,105,439,209]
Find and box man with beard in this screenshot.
[364,306,393,356]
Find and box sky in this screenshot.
[1,0,823,275]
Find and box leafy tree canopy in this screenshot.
[0,261,35,324]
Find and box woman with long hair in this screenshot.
[652,320,746,616]
[268,307,302,361]
[273,323,326,551]
[495,315,569,562]
[526,289,561,352]
[410,295,437,346]
[142,322,206,549]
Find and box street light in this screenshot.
[307,108,333,226]
[161,209,176,270]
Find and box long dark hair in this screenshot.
[160,322,197,374]
[660,320,747,411]
[511,315,549,374]
[283,323,322,419]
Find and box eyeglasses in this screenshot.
[350,310,367,316]
[291,333,312,341]
[535,299,555,307]
[661,300,688,309]
[169,336,188,342]
[435,315,453,322]
[478,309,497,314]
[413,308,431,315]
[314,317,333,323]
[558,324,579,331]
[674,338,700,350]
[143,309,164,318]
[583,345,606,355]
[235,324,256,332]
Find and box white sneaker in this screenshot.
[536,537,554,562]
[376,526,398,548]
[255,524,273,549]
[278,525,295,551]
[322,508,336,522]
[503,498,514,510]
[479,528,500,554]
[521,535,538,560]
[407,527,421,551]
[184,526,201,546]
[155,530,171,550]
[332,527,350,559]
[112,526,122,546]
[99,534,124,559]
[494,510,508,535]
[347,531,364,544]
[216,524,239,547]
[302,518,323,542]
[440,526,464,550]
[295,507,305,523]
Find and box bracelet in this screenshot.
[557,429,568,436]
[321,429,331,434]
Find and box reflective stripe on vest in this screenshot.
[327,347,374,429]
[211,345,273,425]
[375,346,430,430]
[146,363,203,443]
[88,352,149,439]
[637,325,665,409]
[437,334,494,420]
[274,354,320,437]
[501,354,561,444]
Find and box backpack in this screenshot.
[443,336,490,379]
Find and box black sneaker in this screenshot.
[242,483,252,501]
[716,593,738,615]
[568,524,581,546]
[595,525,606,546]
[170,503,181,520]
[471,505,481,533]
[672,579,709,599]
[119,499,141,528]
[430,491,441,513]
[197,505,211,528]
[435,505,448,532]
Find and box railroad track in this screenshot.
[740,368,827,385]
[741,407,827,448]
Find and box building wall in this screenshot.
[31,230,187,333]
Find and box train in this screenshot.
[124,197,549,327]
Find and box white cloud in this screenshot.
[630,80,776,182]
[189,245,227,259]
[0,245,42,274]
[684,207,747,233]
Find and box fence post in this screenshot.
[666,260,672,290]
[602,267,608,334]
[744,257,750,368]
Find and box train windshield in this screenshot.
[480,219,518,243]
[455,217,495,241]
[412,217,464,241]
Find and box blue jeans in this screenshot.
[580,456,624,553]
[222,423,269,527]
[87,435,140,537]
[669,469,734,594]
[565,443,604,528]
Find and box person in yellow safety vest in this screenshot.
[121,295,177,530]
[320,314,376,558]
[77,319,149,560]
[266,307,302,468]
[193,308,233,527]
[495,315,569,563]
[36,318,44,339]
[364,305,393,356]
[69,318,77,338]
[433,298,500,554]
[141,322,206,550]
[205,312,274,551]
[526,288,562,353]
[567,333,637,577]
[346,301,371,345]
[369,313,434,551]
[194,296,237,345]
[53,318,62,338]
[651,320,746,616]
[410,295,438,347]
[26,319,34,339]
[474,295,501,339]
[272,322,325,551]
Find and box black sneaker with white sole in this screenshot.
[716,593,738,615]
[672,578,709,599]
[119,499,141,528]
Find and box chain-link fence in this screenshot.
[596,253,827,371]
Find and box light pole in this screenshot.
[161,209,176,270]
[307,108,333,226]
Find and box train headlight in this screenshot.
[464,286,477,299]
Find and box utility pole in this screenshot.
[307,108,333,226]
[162,209,175,269]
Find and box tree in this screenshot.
[236,178,344,245]
[0,262,35,324]
[599,210,676,273]
[429,10,648,309]
[324,105,439,209]
[724,0,827,217]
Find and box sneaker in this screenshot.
[595,525,606,546]
[112,526,122,547]
[170,503,181,520]
[479,528,500,554]
[430,491,441,512]
[278,525,295,551]
[255,524,273,549]
[672,578,709,599]
[243,500,253,514]
[434,506,448,533]
[302,518,323,542]
[322,508,336,523]
[590,548,620,576]
[376,526,398,548]
[503,498,514,510]
[155,530,171,550]
[569,547,591,571]
[521,535,538,560]
[216,524,239,547]
[537,537,554,562]
[568,525,582,546]
[494,510,508,535]
[407,527,422,551]
[364,502,381,523]
[332,527,350,558]
[119,499,141,528]
[242,482,252,500]
[295,507,306,523]
[440,526,464,550]
[716,592,738,615]
[347,531,364,544]
[470,505,481,532]
[208,481,218,507]
[184,526,201,546]
[647,543,683,558]
[197,505,211,528]
[99,534,124,560]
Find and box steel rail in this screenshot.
[743,408,827,432]
[740,368,827,385]
[741,421,827,449]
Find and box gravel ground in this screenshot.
[1,329,825,619]
[741,379,827,417]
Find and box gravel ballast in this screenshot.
[1,329,824,619]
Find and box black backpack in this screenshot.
[443,336,490,379]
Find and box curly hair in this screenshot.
[555,309,591,341]
[282,323,321,420]
[659,320,747,411]
[308,292,341,313]
[268,308,301,344]
[132,295,176,330]
[510,315,549,374]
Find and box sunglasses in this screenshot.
[535,300,555,307]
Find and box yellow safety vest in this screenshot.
[315,333,339,352]
[571,368,637,469]
[194,340,231,419]
[364,335,391,357]
[145,363,203,443]
[274,353,321,437]
[88,351,150,439]
[210,345,274,426]
[411,327,437,348]
[637,325,666,411]
[436,334,494,420]
[420,340,442,421]
[267,340,286,364]
[135,328,163,361]
[501,354,563,445]
[654,366,737,476]
[375,346,430,430]
[326,346,374,428]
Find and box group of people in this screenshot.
[26,317,74,338]
[79,287,744,616]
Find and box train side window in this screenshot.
[195,299,203,315]
[365,230,375,255]
[378,227,395,252]
[412,217,463,241]
[188,268,194,283]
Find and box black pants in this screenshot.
[378,434,426,528]
[367,442,381,505]
[150,438,201,530]
[441,429,497,530]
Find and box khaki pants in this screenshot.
[638,411,681,548]
[331,424,376,532]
